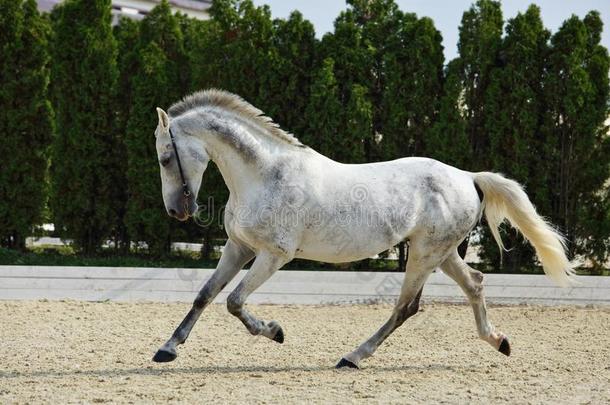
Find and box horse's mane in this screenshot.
[168,89,303,147]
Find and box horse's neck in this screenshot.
[188,111,282,195]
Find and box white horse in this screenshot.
[152,89,576,368]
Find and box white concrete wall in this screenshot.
[1,266,608,306]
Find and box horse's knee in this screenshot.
[194,281,229,310]
[470,269,484,285]
[406,293,421,316]
[396,288,422,325]
[226,291,243,316]
[193,288,211,309]
[193,296,209,310]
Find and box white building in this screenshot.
[37,0,211,21]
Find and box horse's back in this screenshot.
[291,154,481,262]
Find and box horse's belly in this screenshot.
[295,248,385,263]
[295,227,403,263]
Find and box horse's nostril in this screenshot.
[168,208,177,217]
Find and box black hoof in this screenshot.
[335,358,359,369]
[152,349,177,363]
[272,327,284,344]
[498,337,511,356]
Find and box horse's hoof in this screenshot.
[498,337,511,356]
[335,358,359,369]
[272,327,284,344]
[152,349,177,363]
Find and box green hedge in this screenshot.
[0,0,608,271]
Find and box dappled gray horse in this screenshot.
[152,89,576,368]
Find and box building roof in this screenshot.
[37,0,211,21]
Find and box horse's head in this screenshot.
[155,107,209,221]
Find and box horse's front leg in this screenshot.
[153,239,254,362]
[226,250,289,343]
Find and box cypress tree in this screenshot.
[343,84,371,163]
[478,6,551,271]
[113,17,141,253]
[49,0,119,254]
[303,58,343,158]
[185,15,222,90]
[425,59,470,168]
[579,12,610,266]
[381,14,444,160]
[115,17,140,134]
[543,13,610,264]
[486,5,549,194]
[124,0,188,256]
[265,11,317,134]
[350,0,401,162]
[320,0,399,162]
[0,0,53,249]
[197,4,316,133]
[125,42,173,255]
[320,6,373,109]
[456,0,503,170]
[207,0,277,108]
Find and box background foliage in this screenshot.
[0,0,53,250]
[48,0,121,254]
[0,0,608,272]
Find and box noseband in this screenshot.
[169,127,192,214]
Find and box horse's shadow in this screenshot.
[0,363,456,380]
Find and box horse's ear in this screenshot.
[156,107,169,131]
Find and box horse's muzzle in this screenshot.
[168,208,189,221]
[167,199,198,222]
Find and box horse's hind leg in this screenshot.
[336,247,440,369]
[153,239,254,362]
[440,251,511,356]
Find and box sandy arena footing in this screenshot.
[0,301,608,403]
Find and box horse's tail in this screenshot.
[472,171,577,287]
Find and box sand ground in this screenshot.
[0,300,608,404]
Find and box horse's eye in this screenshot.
[160,156,171,167]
